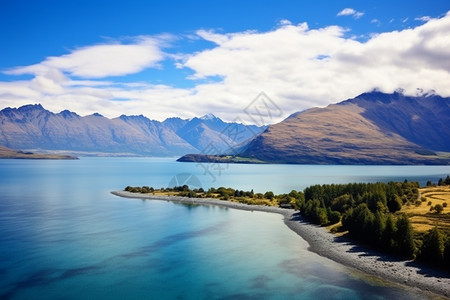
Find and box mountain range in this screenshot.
[238,91,450,164]
[0,104,265,156]
[2,91,450,164]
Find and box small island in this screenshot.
[113,177,450,298]
[177,154,266,164]
[0,146,78,160]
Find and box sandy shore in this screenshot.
[112,191,450,298]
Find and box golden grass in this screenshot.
[402,186,450,234]
[326,221,348,237]
[152,191,178,196]
[141,190,278,206]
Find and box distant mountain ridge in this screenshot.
[238,92,450,164]
[0,104,265,156]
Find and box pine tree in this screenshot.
[372,211,386,248]
[395,214,416,258]
[420,227,445,264]
[445,175,450,185]
[382,215,397,252]
[444,237,450,270]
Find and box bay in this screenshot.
[1,157,449,299]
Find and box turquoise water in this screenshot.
[1,158,450,299]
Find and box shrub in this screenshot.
[427,201,432,206]
[131,187,141,193]
[302,199,328,225]
[434,204,444,214]
[331,194,354,213]
[264,191,275,200]
[387,195,402,213]
[327,209,341,225]
[443,202,448,208]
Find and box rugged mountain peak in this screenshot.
[164,117,183,122]
[119,114,150,121]
[59,109,80,119]
[339,91,400,106]
[200,113,218,120]
[18,103,45,111]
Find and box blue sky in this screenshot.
[1,0,450,123]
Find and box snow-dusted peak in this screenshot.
[200,113,217,120]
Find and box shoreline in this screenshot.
[111,190,450,299]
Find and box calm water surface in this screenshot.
[1,157,450,299]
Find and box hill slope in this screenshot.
[240,92,450,164]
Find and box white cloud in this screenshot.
[180,12,450,121]
[1,12,450,124]
[337,8,364,19]
[196,30,231,45]
[371,19,381,26]
[5,36,168,79]
[415,16,431,22]
[279,19,292,26]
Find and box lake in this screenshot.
[1,157,450,299]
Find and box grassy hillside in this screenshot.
[403,186,450,235]
[0,146,77,159]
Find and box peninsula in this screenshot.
[0,146,78,160]
[112,180,450,299]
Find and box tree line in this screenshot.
[124,185,303,207]
[427,175,450,187]
[299,178,450,269]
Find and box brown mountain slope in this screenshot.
[240,92,450,164]
[341,92,450,151]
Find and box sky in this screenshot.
[1,0,450,124]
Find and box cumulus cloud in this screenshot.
[1,12,450,124]
[5,36,168,78]
[181,12,450,121]
[337,8,364,19]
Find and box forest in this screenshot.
[300,178,450,269]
